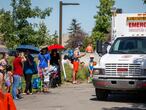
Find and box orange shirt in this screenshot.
[86,45,93,53]
[0,91,17,110]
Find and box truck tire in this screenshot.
[95,88,108,100]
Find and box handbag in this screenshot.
[32,61,38,74]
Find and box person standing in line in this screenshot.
[23,50,36,95]
[38,47,51,92]
[12,51,26,100]
[0,53,9,91]
[72,43,86,84]
[5,65,13,93]
[50,49,61,86]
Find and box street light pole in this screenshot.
[59,1,80,46]
[59,1,80,81]
[59,0,63,45]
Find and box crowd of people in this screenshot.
[0,43,95,100]
[0,46,61,100]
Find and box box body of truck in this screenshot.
[93,13,146,100]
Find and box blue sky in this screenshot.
[0,0,146,35]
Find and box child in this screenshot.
[5,65,13,93]
[88,54,94,83]
[43,68,50,92]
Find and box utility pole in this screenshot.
[59,0,63,45]
[59,0,80,46]
[59,0,80,81]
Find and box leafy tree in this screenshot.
[51,30,59,44]
[0,0,52,48]
[34,22,48,46]
[66,19,86,49]
[92,0,115,48]
[83,36,93,50]
[29,22,58,47]
[0,9,16,48]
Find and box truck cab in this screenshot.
[93,13,146,100]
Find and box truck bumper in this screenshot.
[93,75,146,91]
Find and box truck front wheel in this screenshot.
[95,88,108,100]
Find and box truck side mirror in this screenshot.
[96,40,102,54]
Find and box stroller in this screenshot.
[43,65,59,88]
[32,65,59,92]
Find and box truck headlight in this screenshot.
[94,68,105,75]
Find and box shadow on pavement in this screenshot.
[102,107,146,110]
[90,93,146,110]
[90,93,146,103]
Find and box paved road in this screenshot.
[15,83,146,110]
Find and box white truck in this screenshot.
[93,13,146,100]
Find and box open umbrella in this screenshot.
[0,45,8,53]
[48,44,64,51]
[16,44,39,54]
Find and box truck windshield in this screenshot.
[109,37,146,54]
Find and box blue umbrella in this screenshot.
[16,44,39,54]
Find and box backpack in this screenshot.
[32,77,41,89]
[67,49,74,63]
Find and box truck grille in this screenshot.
[105,63,141,76]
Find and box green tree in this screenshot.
[31,22,58,47]
[51,30,59,44]
[0,0,52,48]
[35,22,48,46]
[83,36,93,50]
[0,9,16,48]
[92,0,115,48]
[66,19,86,49]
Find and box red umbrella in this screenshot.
[48,44,64,51]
